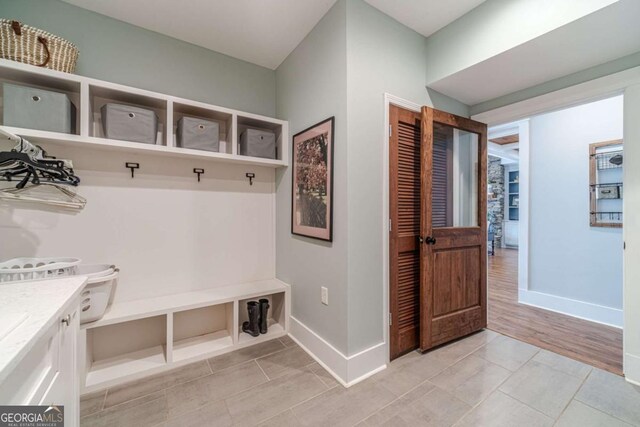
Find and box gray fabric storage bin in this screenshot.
[177,116,220,152]
[101,103,159,144]
[239,128,276,159]
[3,82,76,134]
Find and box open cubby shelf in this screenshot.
[80,279,290,393]
[84,315,168,389]
[172,304,234,363]
[0,59,288,168]
[237,292,286,345]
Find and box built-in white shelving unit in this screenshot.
[0,59,288,168]
[80,279,290,393]
[0,59,292,394]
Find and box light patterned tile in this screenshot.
[307,362,339,389]
[104,361,211,408]
[365,382,470,426]
[532,350,592,380]
[161,399,231,427]
[427,330,499,366]
[555,400,631,427]
[575,368,640,425]
[499,359,583,419]
[80,390,105,418]
[292,380,396,427]
[455,390,553,427]
[226,369,326,426]
[430,354,511,405]
[279,335,297,348]
[208,339,286,372]
[473,335,539,371]
[257,410,302,427]
[256,345,314,380]
[81,392,167,427]
[165,361,267,418]
[370,351,449,397]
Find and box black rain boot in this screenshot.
[259,298,270,334]
[242,301,260,337]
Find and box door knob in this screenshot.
[424,236,437,245]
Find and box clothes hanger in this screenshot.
[0,127,84,209]
[0,182,86,210]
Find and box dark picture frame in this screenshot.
[291,117,335,242]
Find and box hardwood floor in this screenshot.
[487,248,623,375]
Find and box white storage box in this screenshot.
[77,264,118,324]
[0,257,81,283]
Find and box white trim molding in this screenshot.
[624,354,640,387]
[472,65,640,126]
[289,316,387,388]
[517,119,530,294]
[518,289,623,328]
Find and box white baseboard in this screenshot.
[624,353,640,385]
[289,315,386,387]
[518,289,623,328]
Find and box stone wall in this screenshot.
[488,155,505,247]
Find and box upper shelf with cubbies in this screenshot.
[0,59,288,168]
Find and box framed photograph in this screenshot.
[291,117,335,242]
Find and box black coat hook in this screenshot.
[194,168,204,182]
[126,162,139,178]
[246,172,255,186]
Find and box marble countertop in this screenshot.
[0,276,87,384]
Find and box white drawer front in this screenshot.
[0,321,60,404]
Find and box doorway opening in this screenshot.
[486,95,624,375]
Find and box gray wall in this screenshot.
[1,0,276,116]
[275,0,349,353]
[424,0,617,85]
[344,0,468,354]
[275,0,469,356]
[529,95,623,309]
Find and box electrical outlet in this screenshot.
[321,286,329,305]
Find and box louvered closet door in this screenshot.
[389,104,422,360]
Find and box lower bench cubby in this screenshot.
[238,292,286,344]
[81,279,290,393]
[172,303,234,362]
[85,315,167,388]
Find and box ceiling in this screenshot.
[62,0,486,70]
[364,0,486,38]
[488,123,519,164]
[490,134,519,145]
[62,0,338,69]
[430,0,640,106]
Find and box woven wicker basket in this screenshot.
[0,19,79,73]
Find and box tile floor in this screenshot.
[80,331,640,427]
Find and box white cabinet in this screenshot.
[41,307,79,427]
[0,304,79,427]
[504,220,519,248]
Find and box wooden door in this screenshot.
[389,104,422,359]
[420,107,488,351]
